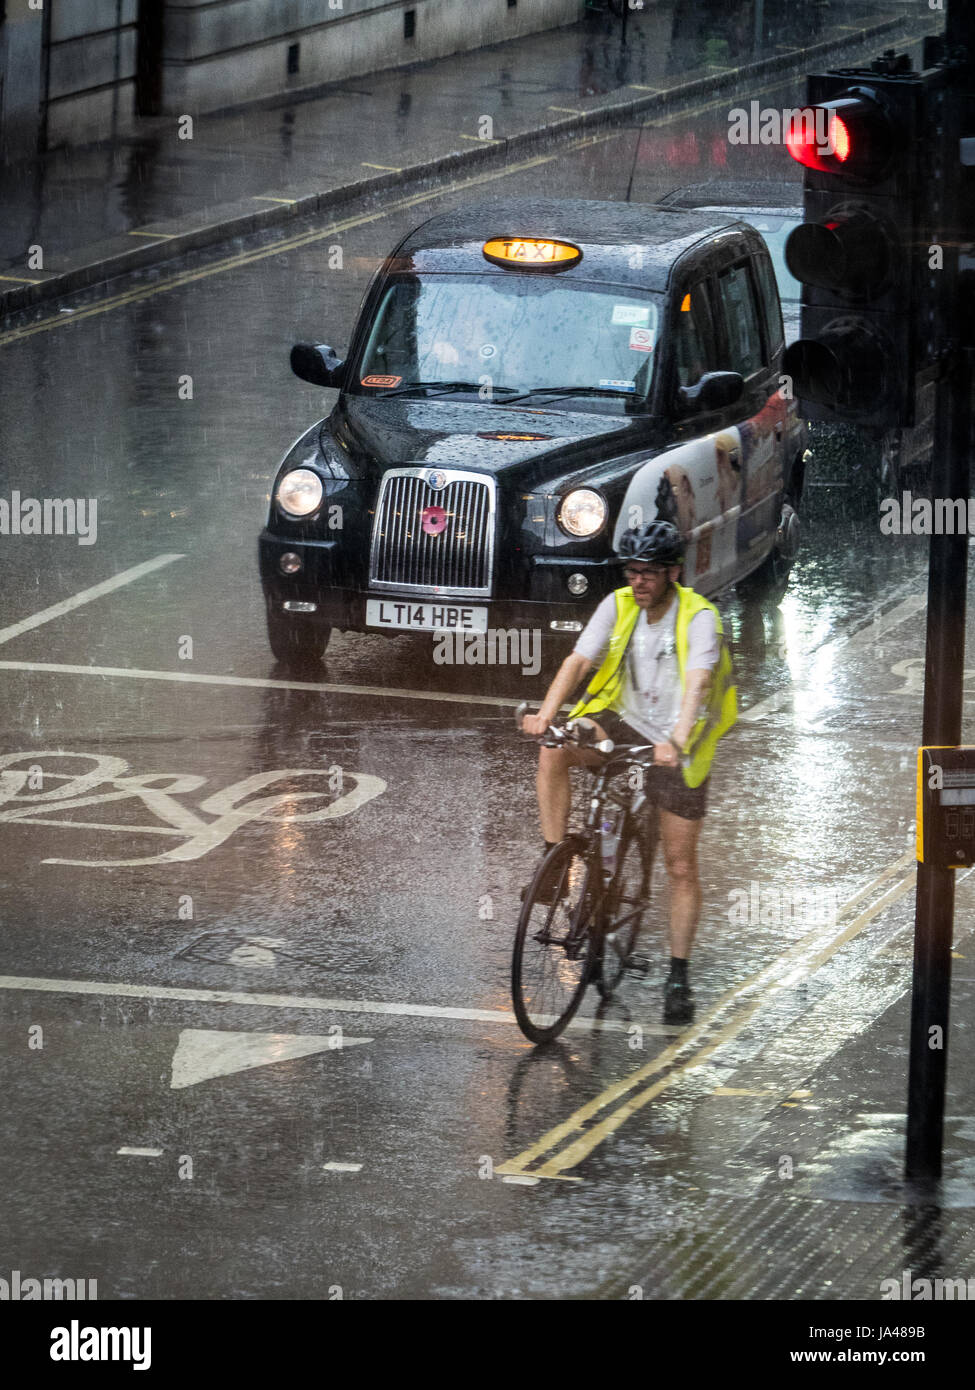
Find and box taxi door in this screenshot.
[712,255,787,571]
[655,276,743,593]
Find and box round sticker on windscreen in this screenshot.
[629,327,655,352]
[479,343,497,359]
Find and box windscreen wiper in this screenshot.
[500,386,641,405]
[375,381,521,398]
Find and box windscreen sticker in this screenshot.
[361,374,402,387]
[612,304,651,326]
[628,327,655,352]
[598,379,636,392]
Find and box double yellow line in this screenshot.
[0,137,618,350]
[2,50,879,352]
[497,851,917,1181]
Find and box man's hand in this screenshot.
[653,740,679,767]
[521,712,550,738]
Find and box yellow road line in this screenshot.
[458,134,501,143]
[361,162,402,170]
[548,107,586,116]
[0,151,567,348]
[0,68,813,350]
[0,274,43,284]
[252,196,298,204]
[128,230,175,239]
[497,863,917,1178]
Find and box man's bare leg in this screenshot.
[536,724,608,844]
[659,807,704,958]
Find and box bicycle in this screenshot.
[511,703,660,1044]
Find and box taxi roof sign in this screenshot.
[482,237,581,270]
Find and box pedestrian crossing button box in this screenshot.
[917,745,975,866]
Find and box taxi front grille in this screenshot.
[369,469,495,598]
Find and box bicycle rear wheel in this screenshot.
[512,838,597,1044]
[597,819,654,999]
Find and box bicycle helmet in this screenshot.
[615,519,684,566]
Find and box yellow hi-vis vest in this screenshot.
[568,583,738,788]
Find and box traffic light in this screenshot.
[782,59,938,428]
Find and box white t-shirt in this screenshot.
[574,589,720,744]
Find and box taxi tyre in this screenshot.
[265,596,331,669]
[737,496,801,599]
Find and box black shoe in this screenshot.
[663,978,694,1025]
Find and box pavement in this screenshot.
[0,0,939,318]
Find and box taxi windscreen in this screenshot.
[355,275,661,400]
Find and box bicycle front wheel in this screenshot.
[597,823,653,999]
[512,838,597,1044]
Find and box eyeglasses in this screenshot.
[624,564,668,580]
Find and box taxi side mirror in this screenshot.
[677,371,744,414]
[291,343,346,389]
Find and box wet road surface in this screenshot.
[2,52,974,1301]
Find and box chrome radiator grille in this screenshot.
[369,468,495,597]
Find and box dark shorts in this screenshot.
[595,712,709,821]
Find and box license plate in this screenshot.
[365,599,488,633]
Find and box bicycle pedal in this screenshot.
[623,952,652,974]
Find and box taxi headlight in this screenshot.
[276,468,324,518]
[557,488,607,538]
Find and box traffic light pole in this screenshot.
[905,352,972,1182]
[905,0,974,1181]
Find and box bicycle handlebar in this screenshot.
[514,701,663,761]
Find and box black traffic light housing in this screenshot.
[783,63,938,428]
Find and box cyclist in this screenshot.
[522,519,737,1024]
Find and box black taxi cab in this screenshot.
[258,197,806,665]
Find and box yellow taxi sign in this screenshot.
[483,237,581,270]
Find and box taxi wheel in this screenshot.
[739,499,800,598]
[265,599,330,668]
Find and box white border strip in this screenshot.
[0,973,657,1034]
[0,659,524,709]
[0,555,186,647]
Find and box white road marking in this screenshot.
[322,1162,363,1173]
[501,1175,540,1186]
[117,1146,163,1157]
[0,555,185,647]
[170,1028,371,1089]
[0,659,525,708]
[0,972,659,1034]
[740,592,926,722]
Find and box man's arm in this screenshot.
[670,668,712,751]
[522,652,594,736]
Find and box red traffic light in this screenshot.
[785,93,891,179]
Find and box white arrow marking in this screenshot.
[170,1028,371,1089]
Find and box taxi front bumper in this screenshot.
[259,530,617,634]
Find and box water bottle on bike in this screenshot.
[600,805,623,877]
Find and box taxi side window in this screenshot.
[752,253,784,357]
[717,262,764,378]
[674,284,714,390]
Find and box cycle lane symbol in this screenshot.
[0,751,387,867]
